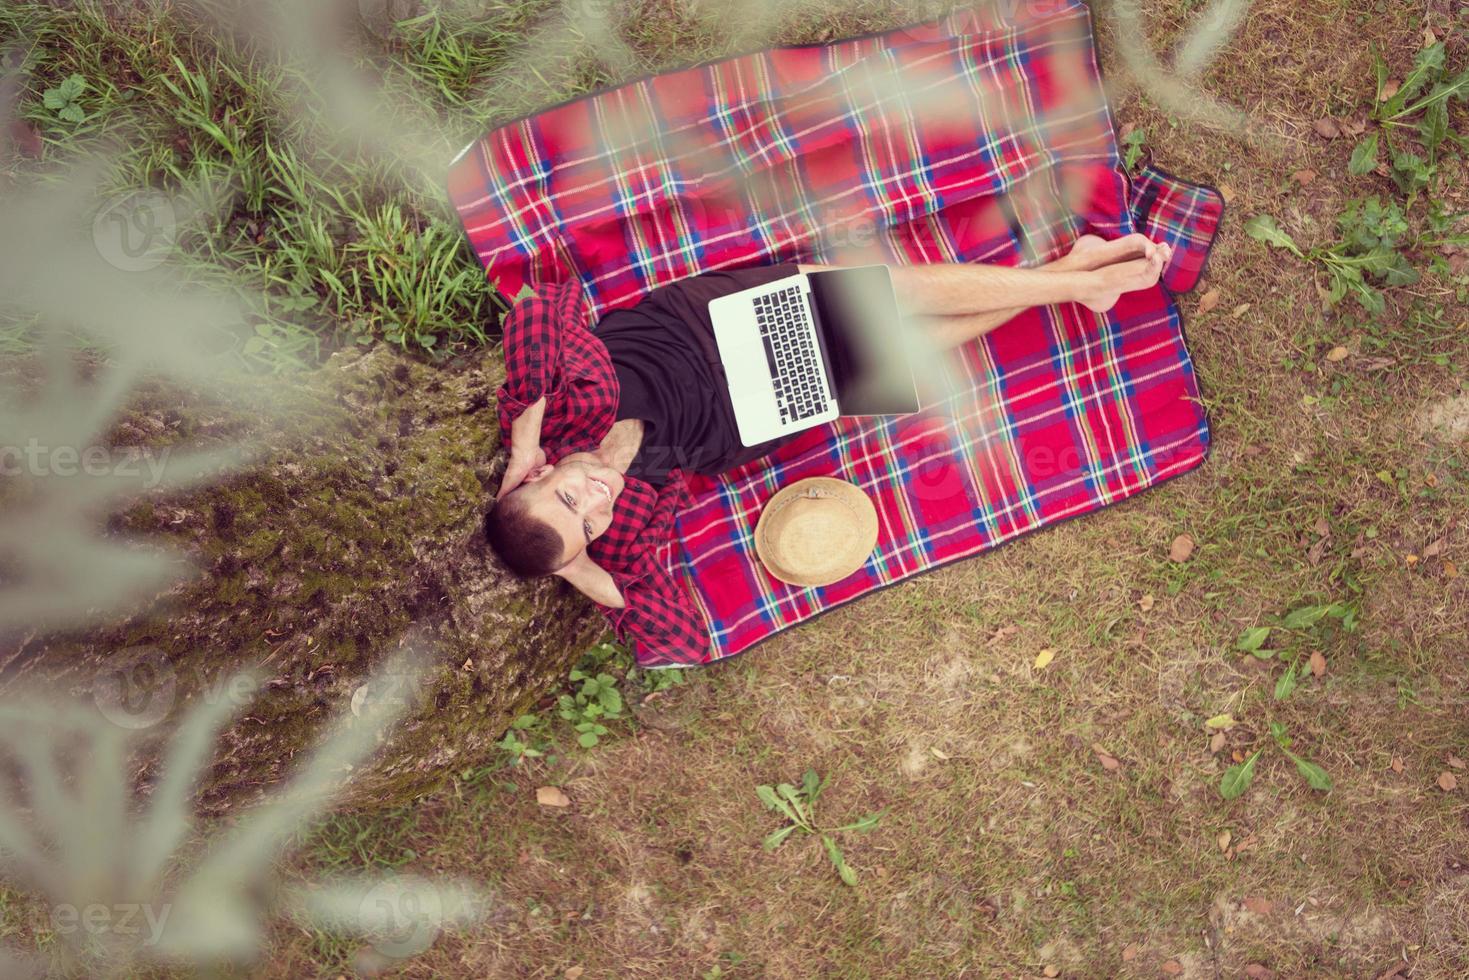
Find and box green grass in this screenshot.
[5,0,1469,976]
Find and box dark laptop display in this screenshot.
[807,266,922,417]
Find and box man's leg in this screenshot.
[798,233,1171,350]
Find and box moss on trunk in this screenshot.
[0,345,603,813]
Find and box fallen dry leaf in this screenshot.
[1209,731,1228,754]
[1162,960,1184,976]
[1217,829,1232,853]
[6,118,42,160]
[1234,835,1258,855]
[1170,534,1196,562]
[1232,749,1245,764]
[1343,117,1367,137]
[1034,648,1056,670]
[1139,593,1156,612]
[1390,756,1404,773]
[1445,560,1459,579]
[1379,79,1401,102]
[1424,537,1446,558]
[1438,771,1458,792]
[536,785,572,807]
[1198,288,1222,313]
[1326,346,1349,362]
[1206,714,1236,730]
[565,968,585,980]
[1307,535,1330,566]
[1424,27,1438,47]
[1291,168,1317,186]
[1313,117,1341,139]
[1122,944,1140,962]
[1426,473,1440,488]
[1218,183,1236,203]
[1313,516,1331,537]
[1093,743,1121,771]
[1448,753,1466,770]
[1405,554,1420,567]
[1309,651,1327,678]
[1230,302,1252,319]
[1242,896,1274,916]
[1043,966,1060,979]
[1244,964,1276,980]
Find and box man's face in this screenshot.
[511,453,626,564]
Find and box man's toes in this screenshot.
[1119,254,1163,290]
[1145,252,1165,284]
[1111,233,1154,262]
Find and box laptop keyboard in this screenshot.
[754,285,828,425]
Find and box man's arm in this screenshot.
[497,396,548,499]
[553,551,626,608]
[494,282,601,471]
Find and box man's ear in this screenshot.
[523,463,554,483]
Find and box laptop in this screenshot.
[709,266,922,447]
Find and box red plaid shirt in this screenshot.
[495,283,709,667]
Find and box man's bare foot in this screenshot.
[1074,246,1170,312]
[1054,232,1159,272]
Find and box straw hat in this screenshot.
[754,477,878,588]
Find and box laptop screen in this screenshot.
[808,266,923,416]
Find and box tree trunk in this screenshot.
[0,344,603,814]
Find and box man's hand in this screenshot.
[497,446,546,500]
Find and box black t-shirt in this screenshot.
[594,264,799,486]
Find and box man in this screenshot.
[485,234,1173,665]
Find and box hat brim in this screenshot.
[753,477,878,588]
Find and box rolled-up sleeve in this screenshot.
[495,283,598,449]
[598,566,710,668]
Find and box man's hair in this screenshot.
[484,490,568,578]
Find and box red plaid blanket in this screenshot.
[448,0,1224,664]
